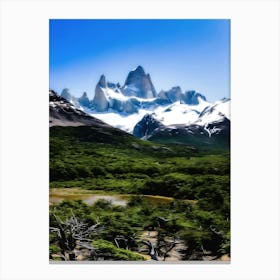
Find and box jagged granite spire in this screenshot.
[92,75,109,111]
[78,92,90,107]
[98,74,107,88]
[163,86,183,103]
[122,65,157,99]
[180,91,207,105]
[133,65,145,75]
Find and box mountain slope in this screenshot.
[195,98,230,126]
[133,113,165,139]
[148,120,230,150]
[133,98,230,149]
[49,90,110,128]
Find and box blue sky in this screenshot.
[50,19,230,102]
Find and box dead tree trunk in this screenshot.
[50,213,101,261]
[140,240,159,260]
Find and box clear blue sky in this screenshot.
[50,19,230,102]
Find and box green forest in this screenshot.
[49,126,230,261]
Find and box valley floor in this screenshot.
[49,126,230,262]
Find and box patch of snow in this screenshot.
[86,97,229,135]
[89,109,149,133]
[204,124,222,138]
[196,99,230,125]
[151,101,211,126]
[124,84,140,92]
[87,98,215,133]
[103,88,129,101]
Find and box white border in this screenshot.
[0,0,279,279]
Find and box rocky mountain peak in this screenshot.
[60,88,81,108]
[123,66,157,99]
[93,76,109,112]
[98,74,107,88]
[78,91,90,107]
[181,91,206,105]
[133,113,164,138]
[81,92,88,98]
[61,88,71,100]
[161,86,183,103]
[134,65,145,75]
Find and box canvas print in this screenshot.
[49,19,230,262]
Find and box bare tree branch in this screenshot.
[50,213,102,261]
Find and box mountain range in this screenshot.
[51,66,230,149]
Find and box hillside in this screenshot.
[50,125,230,261]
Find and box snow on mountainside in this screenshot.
[60,88,82,109]
[192,98,230,138]
[91,73,158,114]
[60,65,208,116]
[56,66,230,146]
[195,98,230,125]
[85,110,148,133]
[132,97,230,147]
[87,98,211,134]
[153,98,211,126]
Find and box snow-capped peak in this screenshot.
[58,67,230,139]
[195,98,230,126]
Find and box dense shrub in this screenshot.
[92,239,144,261]
[49,127,230,260]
